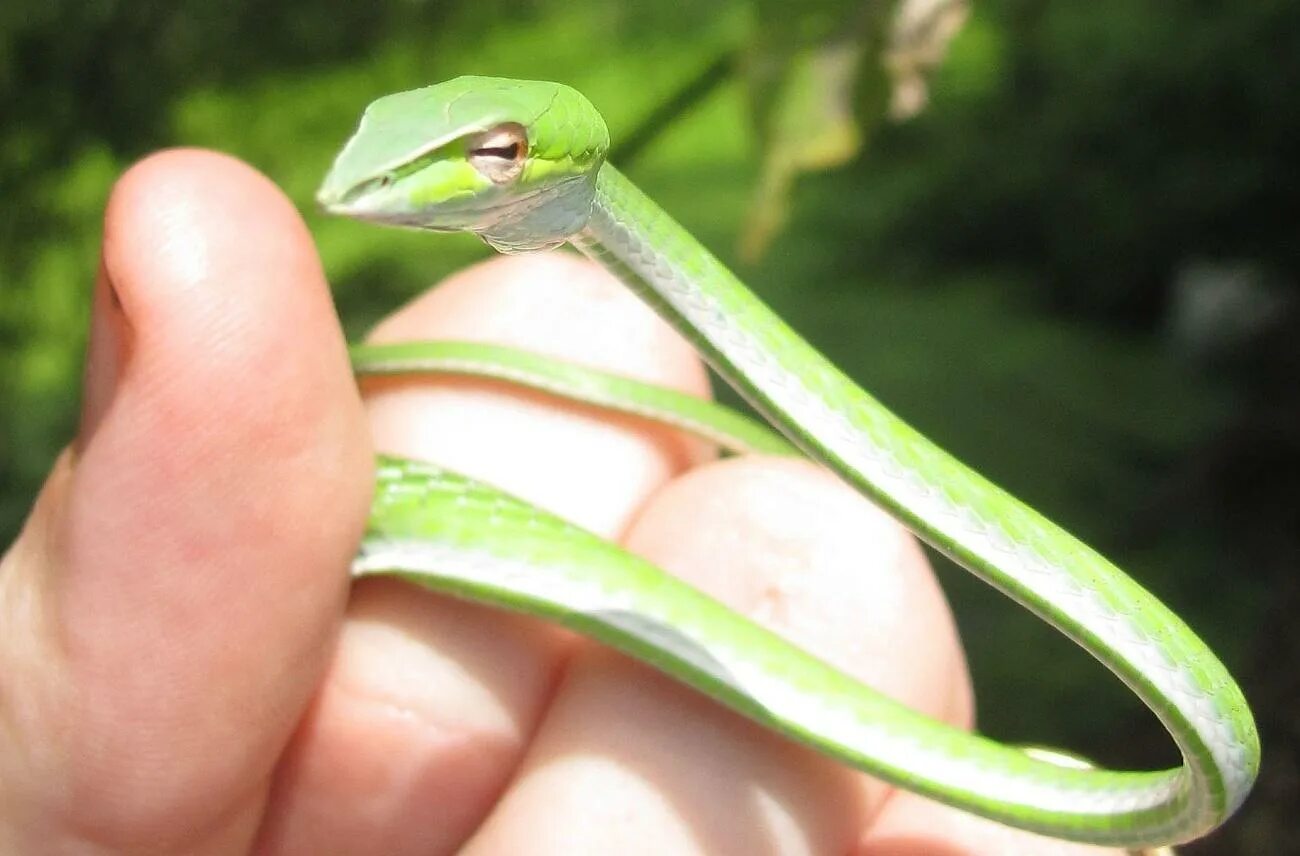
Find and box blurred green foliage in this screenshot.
[2,1,1296,851]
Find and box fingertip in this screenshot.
[625,455,972,727]
[104,151,258,317]
[101,149,316,331]
[362,251,712,536]
[368,252,710,399]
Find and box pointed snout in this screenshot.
[314,171,350,213]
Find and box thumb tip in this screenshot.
[79,149,288,448]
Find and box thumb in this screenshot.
[0,150,372,853]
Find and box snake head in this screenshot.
[317,76,609,252]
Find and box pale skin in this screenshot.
[0,150,1126,856]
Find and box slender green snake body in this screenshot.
[319,76,1258,848]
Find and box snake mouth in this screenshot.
[316,198,459,231]
[325,177,575,236]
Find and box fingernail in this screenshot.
[76,261,129,450]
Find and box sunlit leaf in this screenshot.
[737,0,968,260]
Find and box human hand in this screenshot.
[0,151,1128,855]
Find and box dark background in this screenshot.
[1,1,1295,851]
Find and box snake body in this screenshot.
[323,76,1258,848]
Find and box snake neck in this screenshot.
[574,164,922,498]
[573,165,797,424]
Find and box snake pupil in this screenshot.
[471,143,520,161]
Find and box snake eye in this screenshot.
[467,123,528,184]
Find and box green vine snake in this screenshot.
[317,76,1259,849]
